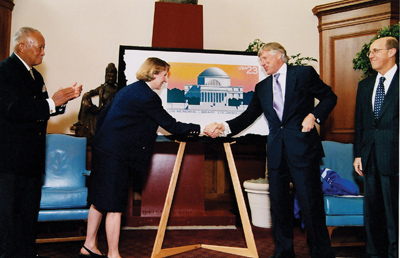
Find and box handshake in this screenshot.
[203,122,226,138]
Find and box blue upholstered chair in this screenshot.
[37,134,90,243]
[320,141,364,246]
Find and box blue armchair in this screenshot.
[36,134,90,243]
[320,141,364,247]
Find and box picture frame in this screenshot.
[118,46,269,136]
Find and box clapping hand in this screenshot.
[52,82,83,106]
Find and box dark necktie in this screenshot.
[273,73,284,121]
[374,76,385,120]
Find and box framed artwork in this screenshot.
[118,46,269,136]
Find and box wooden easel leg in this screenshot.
[151,142,187,258]
[150,141,259,258]
[223,142,259,258]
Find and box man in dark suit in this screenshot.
[0,27,82,258]
[353,36,399,258]
[208,42,337,258]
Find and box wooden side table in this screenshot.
[151,141,259,258]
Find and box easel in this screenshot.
[151,141,259,258]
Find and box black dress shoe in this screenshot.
[35,256,51,258]
[78,246,108,258]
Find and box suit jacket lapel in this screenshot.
[260,75,280,122]
[283,66,296,122]
[363,76,376,122]
[11,53,38,88]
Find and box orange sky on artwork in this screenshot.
[168,62,260,92]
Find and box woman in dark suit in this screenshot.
[79,58,204,258]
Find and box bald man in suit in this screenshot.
[354,36,399,258]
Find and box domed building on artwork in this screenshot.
[184,67,244,111]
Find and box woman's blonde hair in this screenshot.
[136,57,170,82]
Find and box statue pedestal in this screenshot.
[152,2,203,49]
[70,122,91,138]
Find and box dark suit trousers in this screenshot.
[0,173,42,258]
[364,146,399,258]
[268,144,334,258]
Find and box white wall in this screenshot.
[10,0,332,133]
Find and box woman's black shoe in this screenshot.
[78,246,107,258]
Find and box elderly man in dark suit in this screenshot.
[208,42,337,258]
[354,36,399,258]
[0,27,82,258]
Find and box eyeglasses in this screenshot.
[367,48,389,56]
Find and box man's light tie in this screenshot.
[374,76,385,120]
[30,68,35,80]
[273,73,284,121]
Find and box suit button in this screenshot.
[143,147,146,149]
[281,126,284,129]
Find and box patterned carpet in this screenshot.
[36,224,365,258]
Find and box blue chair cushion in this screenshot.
[38,209,89,222]
[324,195,363,215]
[324,195,364,226]
[325,214,364,227]
[40,187,88,209]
